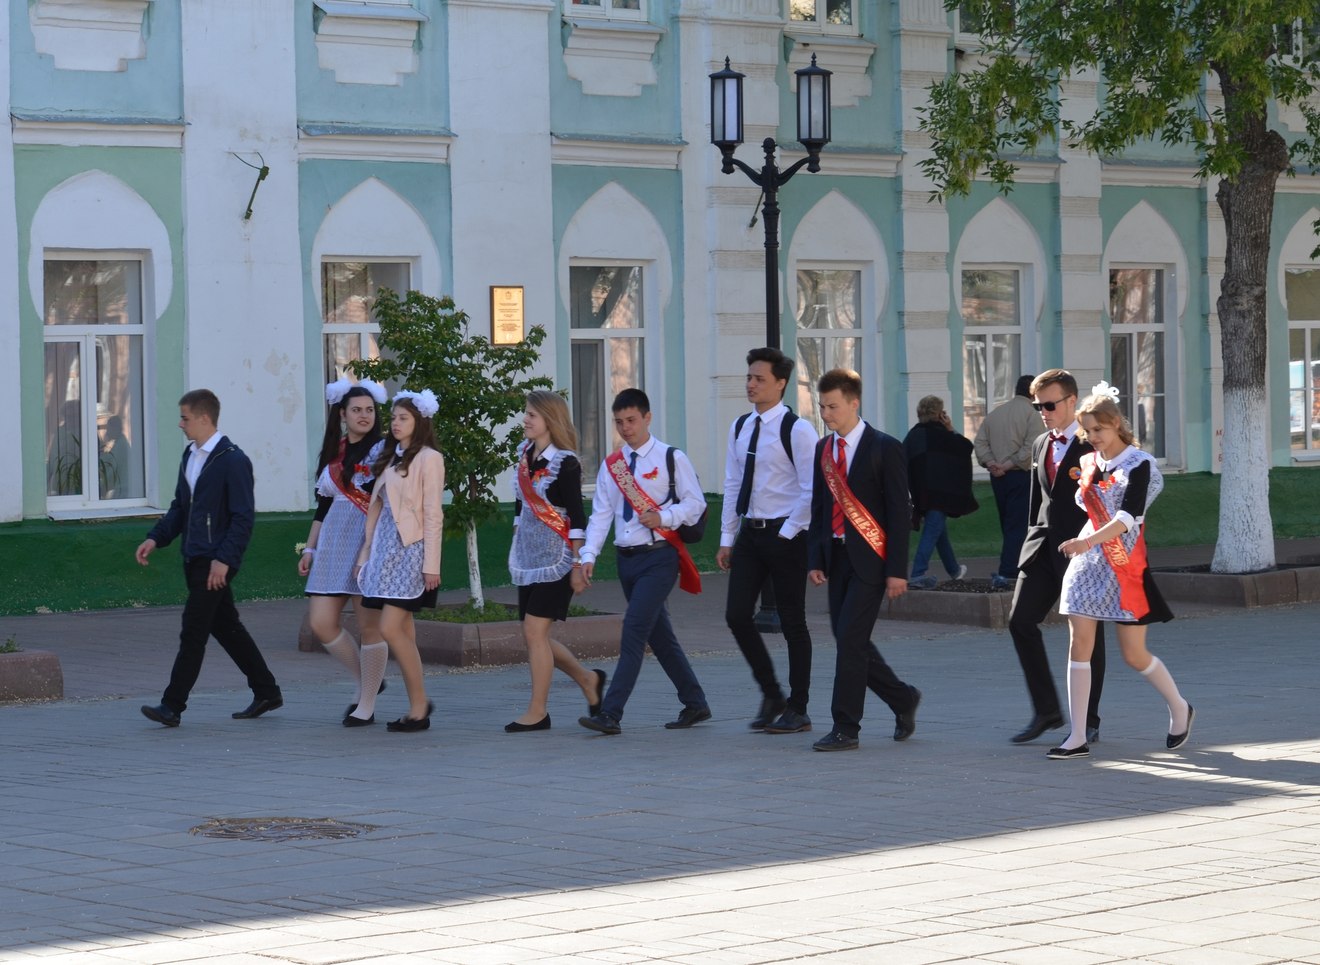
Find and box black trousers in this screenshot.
[827,542,916,738]
[161,558,282,714]
[1008,552,1105,728]
[725,527,813,713]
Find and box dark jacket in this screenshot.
[1019,430,1094,571]
[808,424,911,584]
[902,420,979,518]
[147,436,256,570]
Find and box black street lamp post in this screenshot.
[710,54,832,350]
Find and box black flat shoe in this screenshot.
[141,704,180,727]
[1046,744,1090,760]
[505,715,551,733]
[232,696,283,719]
[1167,704,1195,749]
[578,713,621,735]
[1011,713,1065,744]
[893,688,921,741]
[345,679,387,718]
[342,714,374,728]
[1086,725,1101,744]
[387,700,433,733]
[587,669,607,717]
[812,730,859,752]
[664,706,712,729]
[749,695,787,731]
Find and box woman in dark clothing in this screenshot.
[903,395,979,589]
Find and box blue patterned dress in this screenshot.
[306,439,383,596]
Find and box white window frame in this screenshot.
[787,0,856,34]
[1285,265,1320,458]
[959,263,1029,441]
[42,251,153,517]
[320,257,413,386]
[569,259,653,483]
[565,0,646,21]
[793,262,870,436]
[1107,264,1174,462]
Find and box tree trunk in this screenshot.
[1210,73,1288,574]
[465,520,484,610]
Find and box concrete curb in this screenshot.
[0,649,64,702]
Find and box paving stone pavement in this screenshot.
[4,567,1320,964]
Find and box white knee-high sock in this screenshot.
[1140,655,1189,733]
[1063,661,1091,749]
[350,642,389,721]
[322,629,363,700]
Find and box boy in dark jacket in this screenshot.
[136,389,283,726]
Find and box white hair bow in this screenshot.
[326,378,388,406]
[1091,380,1121,403]
[393,388,440,419]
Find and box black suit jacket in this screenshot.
[808,424,911,585]
[1018,429,1094,570]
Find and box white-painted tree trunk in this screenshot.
[1212,386,1274,573]
[465,520,485,609]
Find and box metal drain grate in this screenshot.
[189,817,376,842]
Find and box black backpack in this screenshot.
[733,407,800,465]
[664,446,708,544]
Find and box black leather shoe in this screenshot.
[578,713,622,735]
[1086,725,1101,744]
[345,679,387,718]
[505,715,551,733]
[812,730,859,752]
[342,714,374,728]
[141,704,180,727]
[664,706,712,729]
[587,669,608,717]
[749,695,787,731]
[387,700,434,733]
[1011,713,1065,744]
[893,688,921,741]
[1046,743,1090,760]
[763,709,812,734]
[232,696,283,719]
[1167,705,1195,749]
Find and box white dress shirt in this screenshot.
[719,402,819,546]
[579,434,706,564]
[186,431,223,493]
[1045,420,1080,472]
[826,419,869,475]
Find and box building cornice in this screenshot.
[551,134,685,169]
[11,115,183,148]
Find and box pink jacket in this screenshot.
[368,447,445,575]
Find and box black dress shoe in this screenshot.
[141,704,180,727]
[345,679,387,718]
[232,696,283,719]
[664,706,712,729]
[587,669,608,717]
[386,700,434,732]
[578,712,622,735]
[749,695,787,731]
[1011,713,1065,744]
[505,715,551,733]
[1086,726,1101,744]
[812,730,859,752]
[763,709,812,734]
[1166,704,1195,749]
[1046,743,1090,760]
[342,714,374,728]
[893,688,921,741]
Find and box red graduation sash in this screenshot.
[517,448,571,546]
[819,436,887,560]
[330,438,371,515]
[1078,453,1150,620]
[604,450,701,594]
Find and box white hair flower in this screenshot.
[1091,380,1121,404]
[393,388,440,419]
[357,379,387,405]
[325,378,354,406]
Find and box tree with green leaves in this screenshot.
[352,290,552,608]
[920,0,1320,574]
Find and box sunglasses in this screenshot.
[1031,399,1068,412]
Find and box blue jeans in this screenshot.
[910,510,960,579]
[600,544,707,721]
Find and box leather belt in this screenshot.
[742,516,788,529]
[616,541,671,557]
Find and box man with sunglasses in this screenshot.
[1007,369,1106,745]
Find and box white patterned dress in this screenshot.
[1059,445,1173,625]
[305,439,383,596]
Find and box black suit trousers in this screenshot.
[1008,551,1105,728]
[827,541,915,737]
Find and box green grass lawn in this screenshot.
[1,467,1316,616]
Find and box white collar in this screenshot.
[624,436,659,460]
[748,402,788,425]
[190,431,222,455]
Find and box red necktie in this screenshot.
[1045,432,1065,486]
[832,436,847,537]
